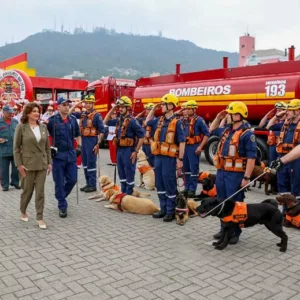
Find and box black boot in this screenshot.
[153,211,166,219]
[80,185,88,192]
[59,209,68,218]
[229,236,239,245]
[84,187,97,193]
[10,183,21,189]
[213,231,222,240]
[163,214,175,222]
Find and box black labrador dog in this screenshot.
[196,198,288,252]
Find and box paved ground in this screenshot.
[1,150,300,300]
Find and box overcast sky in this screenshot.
[2,0,300,53]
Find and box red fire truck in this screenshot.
[86,76,136,116]
[0,68,88,107]
[133,46,299,164]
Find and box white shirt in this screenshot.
[31,126,41,142]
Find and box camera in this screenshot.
[50,146,58,158]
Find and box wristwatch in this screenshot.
[243,176,250,180]
[178,158,183,161]
[134,149,139,153]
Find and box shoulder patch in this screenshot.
[250,134,256,142]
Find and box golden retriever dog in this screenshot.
[88,175,150,201]
[104,189,159,215]
[136,150,155,190]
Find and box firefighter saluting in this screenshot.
[209,101,257,244]
[273,99,300,199]
[145,94,185,222]
[182,100,210,198]
[136,103,156,167]
[103,96,144,195]
[70,95,105,192]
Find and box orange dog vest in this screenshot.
[138,165,152,174]
[222,202,248,228]
[286,214,300,228]
[114,193,127,212]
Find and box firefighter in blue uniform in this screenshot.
[70,95,105,192]
[47,97,82,218]
[104,96,144,195]
[259,102,287,165]
[272,99,300,202]
[182,100,210,198]
[145,94,186,222]
[136,103,155,167]
[209,101,257,244]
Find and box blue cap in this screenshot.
[57,97,72,105]
[3,105,14,113]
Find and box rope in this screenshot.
[200,168,272,218]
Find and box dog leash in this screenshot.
[200,168,273,218]
[113,163,117,187]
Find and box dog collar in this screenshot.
[176,208,189,213]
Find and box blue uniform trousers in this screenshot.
[82,137,97,188]
[216,169,245,237]
[52,158,77,210]
[117,147,136,195]
[0,156,19,188]
[183,144,200,193]
[277,158,300,212]
[268,145,278,166]
[155,155,177,215]
[142,144,155,168]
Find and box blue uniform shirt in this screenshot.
[215,122,257,159]
[73,110,105,135]
[107,114,145,142]
[183,115,210,139]
[138,117,156,138]
[47,114,80,162]
[148,115,186,145]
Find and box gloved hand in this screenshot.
[76,145,82,157]
[270,157,284,171]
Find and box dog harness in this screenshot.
[114,193,127,212]
[222,202,248,228]
[138,165,152,174]
[102,184,120,193]
[285,214,300,228]
[202,186,217,197]
[175,208,189,213]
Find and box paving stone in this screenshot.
[0,150,300,300]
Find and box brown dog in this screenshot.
[175,191,200,225]
[276,194,300,228]
[88,175,150,201]
[250,165,277,195]
[104,189,159,215]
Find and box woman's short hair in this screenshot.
[21,102,41,124]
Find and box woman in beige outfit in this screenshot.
[13,103,52,229]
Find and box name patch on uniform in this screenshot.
[250,135,256,142]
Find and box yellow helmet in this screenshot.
[116,96,132,107]
[186,100,198,109]
[287,99,300,110]
[144,103,154,110]
[181,102,187,109]
[84,95,95,103]
[275,102,287,109]
[160,93,179,107]
[226,101,248,118]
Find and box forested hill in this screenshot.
[0,29,238,80]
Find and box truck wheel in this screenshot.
[256,137,268,163]
[204,136,220,165]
